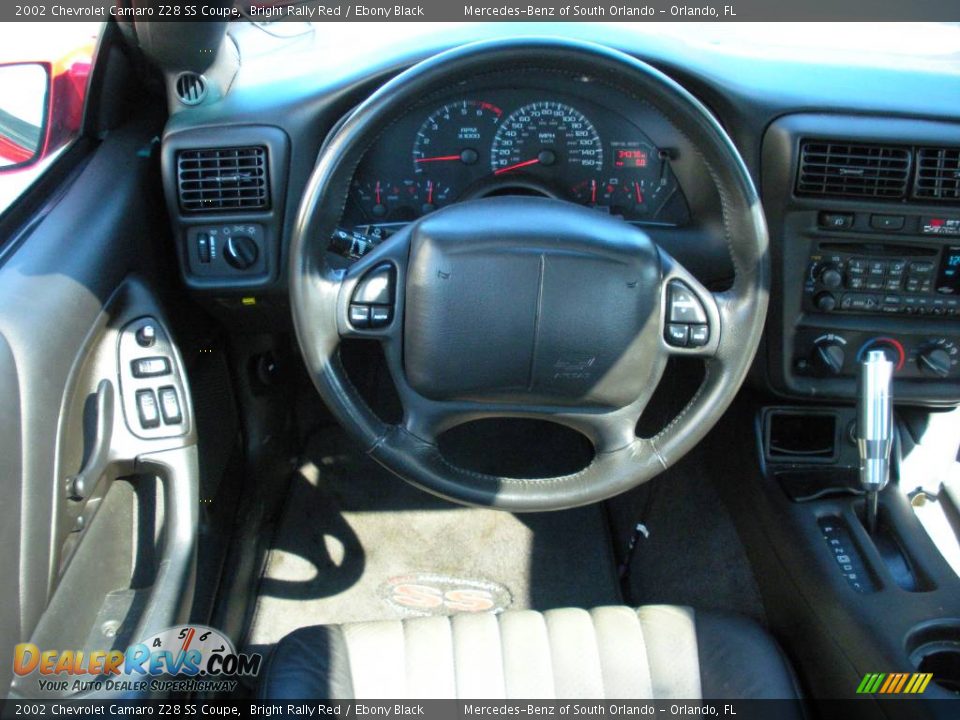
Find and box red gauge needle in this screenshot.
[591,179,597,204]
[375,180,382,205]
[634,181,643,204]
[494,158,540,176]
[415,155,462,163]
[426,180,434,204]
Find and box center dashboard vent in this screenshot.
[796,141,911,200]
[914,147,960,202]
[176,147,270,213]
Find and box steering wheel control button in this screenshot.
[131,356,171,378]
[350,264,396,329]
[135,324,157,347]
[158,386,183,425]
[370,306,392,328]
[135,389,161,429]
[688,325,710,347]
[666,323,690,347]
[668,281,708,324]
[349,304,371,328]
[353,264,394,305]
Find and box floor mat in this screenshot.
[606,447,768,624]
[245,429,622,647]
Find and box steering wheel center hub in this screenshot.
[403,197,662,407]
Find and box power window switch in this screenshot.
[158,386,182,425]
[131,356,171,378]
[136,390,160,429]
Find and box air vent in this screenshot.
[175,72,207,106]
[797,141,911,200]
[176,147,270,213]
[914,147,960,202]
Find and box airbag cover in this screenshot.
[404,197,661,407]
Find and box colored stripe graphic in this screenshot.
[858,672,933,694]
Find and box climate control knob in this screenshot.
[918,348,952,378]
[813,338,846,375]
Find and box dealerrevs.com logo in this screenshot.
[13,625,262,694]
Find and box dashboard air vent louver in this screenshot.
[175,72,207,106]
[914,147,960,202]
[797,141,911,200]
[176,147,270,213]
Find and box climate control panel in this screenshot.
[794,330,960,380]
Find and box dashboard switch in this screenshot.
[131,356,171,378]
[820,212,854,230]
[197,233,211,264]
[667,281,708,324]
[870,215,905,232]
[136,390,160,429]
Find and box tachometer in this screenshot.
[413,100,503,188]
[490,102,603,179]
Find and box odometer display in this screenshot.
[490,101,602,178]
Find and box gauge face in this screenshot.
[352,178,452,222]
[490,102,603,180]
[413,100,503,190]
[352,179,421,222]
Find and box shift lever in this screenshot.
[856,349,894,535]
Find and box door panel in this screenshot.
[0,114,198,697]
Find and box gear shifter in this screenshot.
[856,349,894,535]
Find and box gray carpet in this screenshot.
[246,429,622,647]
[606,448,768,624]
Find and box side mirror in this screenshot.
[0,63,50,172]
[0,50,91,174]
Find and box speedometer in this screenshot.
[490,102,603,178]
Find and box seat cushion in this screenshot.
[259,605,801,701]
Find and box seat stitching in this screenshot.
[633,609,655,700]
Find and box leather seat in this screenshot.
[260,605,802,701]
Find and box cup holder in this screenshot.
[907,622,960,693]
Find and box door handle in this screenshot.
[66,378,114,501]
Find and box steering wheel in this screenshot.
[290,38,768,511]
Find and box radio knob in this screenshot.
[819,265,843,289]
[813,338,846,375]
[814,292,837,312]
[918,348,952,378]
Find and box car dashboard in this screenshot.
[158,24,960,408]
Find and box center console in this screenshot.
[762,114,960,404]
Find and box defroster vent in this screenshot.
[797,141,911,200]
[177,147,270,213]
[914,147,960,202]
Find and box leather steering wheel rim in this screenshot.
[290,38,769,511]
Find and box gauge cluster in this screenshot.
[338,84,691,248]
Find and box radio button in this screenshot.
[883,278,902,291]
[888,260,907,275]
[848,277,865,290]
[909,261,935,275]
[868,261,887,276]
[848,259,869,275]
[870,215,905,231]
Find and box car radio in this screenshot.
[803,243,960,317]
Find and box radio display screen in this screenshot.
[936,246,960,294]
